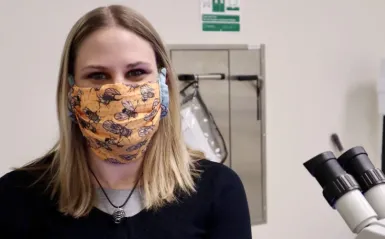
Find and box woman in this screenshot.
[0,5,251,238]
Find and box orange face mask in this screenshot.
[68,69,168,164]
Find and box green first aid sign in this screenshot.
[200,0,241,32]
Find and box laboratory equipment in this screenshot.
[304,148,385,238]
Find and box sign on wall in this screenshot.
[200,0,241,32]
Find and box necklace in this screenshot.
[90,169,141,224]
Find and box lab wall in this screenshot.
[1,0,385,238]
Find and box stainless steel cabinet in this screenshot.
[168,44,266,225]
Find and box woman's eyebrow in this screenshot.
[126,61,151,68]
[81,61,151,72]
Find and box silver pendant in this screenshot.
[112,208,126,224]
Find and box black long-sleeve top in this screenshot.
[0,159,252,239]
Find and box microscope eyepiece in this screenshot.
[304,151,360,207]
[337,146,385,193]
[304,151,345,187]
[304,148,379,233]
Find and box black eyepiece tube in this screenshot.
[304,151,360,207]
[337,146,385,193]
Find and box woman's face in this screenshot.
[74,26,157,88]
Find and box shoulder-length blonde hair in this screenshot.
[23,5,204,218]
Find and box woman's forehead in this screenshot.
[75,27,156,70]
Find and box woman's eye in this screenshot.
[88,72,108,80]
[126,69,146,77]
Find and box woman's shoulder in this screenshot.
[190,159,252,238]
[194,159,245,194]
[0,168,35,187]
[0,168,47,197]
[0,168,53,236]
[0,155,54,204]
[0,153,55,191]
[196,159,241,180]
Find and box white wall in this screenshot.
[1,0,385,238]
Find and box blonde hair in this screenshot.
[23,5,204,218]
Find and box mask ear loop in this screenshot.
[68,75,75,87]
[67,75,77,123]
[158,68,169,119]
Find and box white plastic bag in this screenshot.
[181,106,223,163]
[180,92,227,163]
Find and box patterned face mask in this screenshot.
[67,68,169,164]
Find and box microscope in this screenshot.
[304,146,385,238]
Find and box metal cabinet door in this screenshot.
[171,50,231,167]
[169,45,266,226]
[229,49,265,224]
